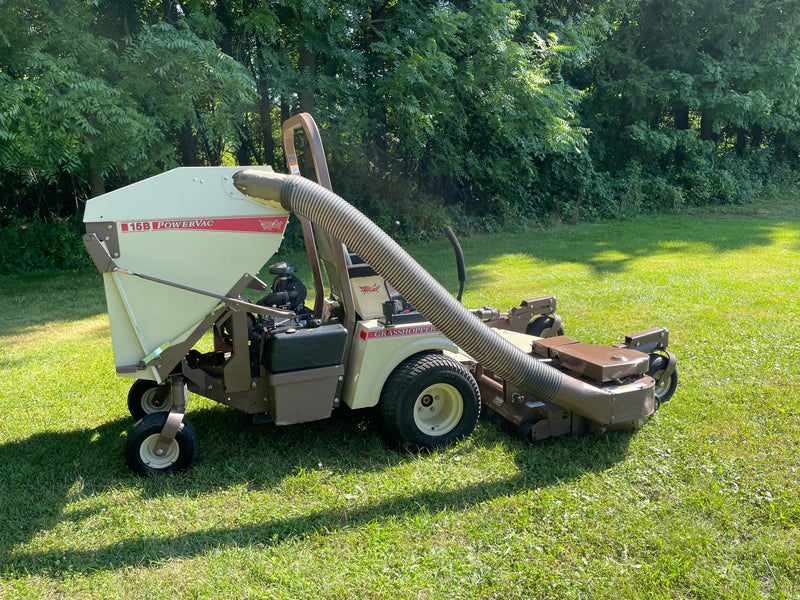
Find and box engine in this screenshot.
[257,262,308,314]
[246,262,344,377]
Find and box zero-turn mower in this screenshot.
[83,114,677,476]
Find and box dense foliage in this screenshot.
[1,0,799,271]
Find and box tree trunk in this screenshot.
[750,123,763,149]
[735,127,747,156]
[178,123,199,166]
[163,0,179,23]
[259,90,275,167]
[674,105,689,130]
[281,99,290,125]
[253,36,275,167]
[88,159,105,198]
[298,45,316,173]
[700,111,714,142]
[235,131,251,167]
[215,1,234,57]
[298,45,316,115]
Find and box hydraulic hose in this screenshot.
[443,226,466,303]
[233,170,648,424]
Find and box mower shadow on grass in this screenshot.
[0,404,634,576]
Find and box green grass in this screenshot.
[2,194,800,599]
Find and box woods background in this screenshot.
[1,0,799,271]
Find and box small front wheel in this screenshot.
[526,315,564,338]
[648,354,678,406]
[125,412,197,477]
[379,353,480,450]
[127,379,174,421]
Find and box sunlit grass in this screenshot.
[1,197,799,598]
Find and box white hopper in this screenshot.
[84,166,289,382]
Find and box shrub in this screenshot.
[0,216,92,274]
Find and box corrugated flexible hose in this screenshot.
[270,173,563,402]
[232,170,646,425]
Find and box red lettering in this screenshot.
[359,284,382,295]
[365,324,439,339]
[121,216,286,234]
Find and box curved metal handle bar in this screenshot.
[281,113,334,318]
[280,113,357,407]
[281,113,333,191]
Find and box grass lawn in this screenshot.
[1,190,799,598]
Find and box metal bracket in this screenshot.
[484,296,559,334]
[152,376,188,457]
[620,327,669,353]
[656,350,677,392]
[245,275,268,291]
[522,297,560,337]
[543,313,562,338]
[521,296,558,315]
[82,232,118,273]
[139,342,169,369]
[85,222,120,262]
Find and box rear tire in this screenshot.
[379,353,480,450]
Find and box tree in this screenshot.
[0,0,256,223]
[377,0,590,212]
[302,0,596,226]
[119,18,257,167]
[582,0,800,173]
[0,1,163,208]
[4,0,799,256]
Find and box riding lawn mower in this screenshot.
[83,114,677,476]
